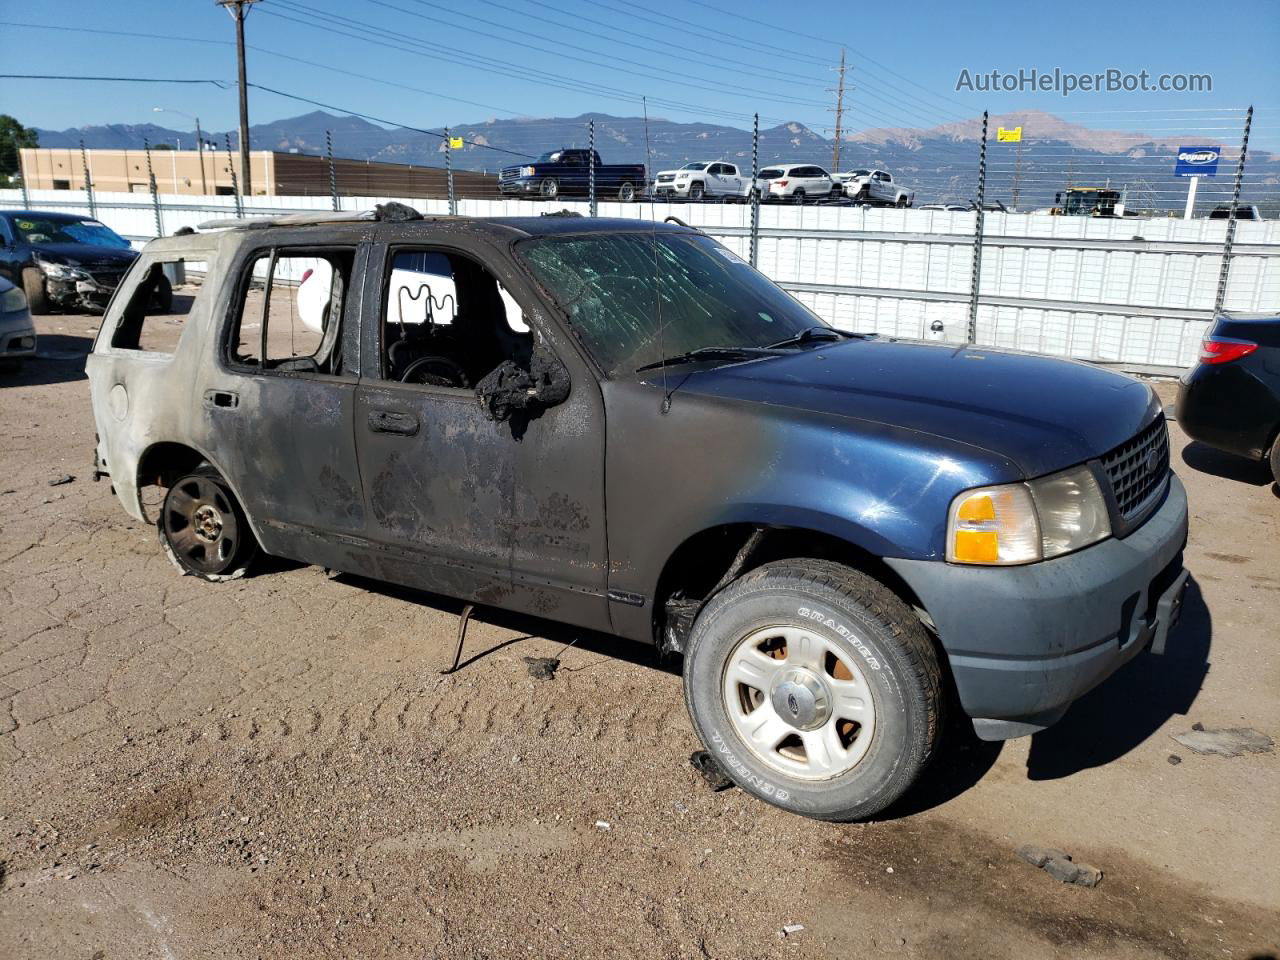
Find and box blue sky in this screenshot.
[1,0,1276,149]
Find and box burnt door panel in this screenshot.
[354,236,609,632]
[193,239,371,574]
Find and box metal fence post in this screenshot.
[967,110,988,344]
[1213,105,1253,316]
[445,128,456,216]
[144,139,164,237]
[588,118,597,217]
[224,134,243,218]
[17,148,30,209]
[326,130,339,211]
[749,112,760,268]
[80,139,96,220]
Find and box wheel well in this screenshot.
[137,442,207,491]
[653,524,931,651]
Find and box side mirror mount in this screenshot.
[475,346,571,424]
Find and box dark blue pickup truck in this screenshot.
[499,149,646,202]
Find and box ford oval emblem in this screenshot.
[1145,448,1160,476]
[787,693,800,716]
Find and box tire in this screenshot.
[21,267,50,315]
[896,195,909,208]
[683,558,944,821]
[792,188,806,205]
[152,274,173,312]
[688,182,705,201]
[539,178,559,200]
[830,184,843,199]
[158,464,258,581]
[618,181,637,202]
[1270,433,1280,484]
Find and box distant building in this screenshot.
[17,147,497,199]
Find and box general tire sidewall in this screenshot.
[684,584,926,820]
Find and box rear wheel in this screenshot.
[21,267,49,315]
[683,558,944,821]
[158,464,258,581]
[1270,433,1280,484]
[618,181,637,202]
[792,188,806,205]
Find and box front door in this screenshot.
[353,234,611,632]
[195,233,372,573]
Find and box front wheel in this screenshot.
[683,559,944,821]
[896,195,909,208]
[158,464,258,581]
[1269,435,1280,484]
[688,182,705,201]
[22,267,50,314]
[539,178,559,200]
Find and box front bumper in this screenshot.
[499,180,542,195]
[886,473,1189,740]
[0,308,36,358]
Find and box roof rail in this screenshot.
[196,203,430,232]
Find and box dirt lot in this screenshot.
[1,308,1278,960]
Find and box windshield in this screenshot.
[517,232,826,376]
[680,162,710,171]
[851,169,870,177]
[9,216,131,249]
[758,168,784,179]
[537,151,560,162]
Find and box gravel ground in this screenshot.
[1,309,1278,959]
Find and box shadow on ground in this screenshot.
[1025,576,1212,780]
[1181,441,1274,486]
[0,333,92,387]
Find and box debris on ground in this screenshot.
[1016,845,1103,887]
[779,924,805,938]
[48,474,75,486]
[1172,727,1274,758]
[1168,754,1183,765]
[689,751,734,792]
[522,656,560,680]
[594,820,611,832]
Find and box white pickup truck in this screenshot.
[836,169,915,207]
[652,161,753,201]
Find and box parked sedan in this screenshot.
[0,275,35,371]
[0,210,142,314]
[1176,313,1280,481]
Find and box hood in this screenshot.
[33,244,138,268]
[680,338,1158,477]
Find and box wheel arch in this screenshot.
[651,519,933,651]
[135,439,264,545]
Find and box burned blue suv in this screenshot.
[89,211,1188,822]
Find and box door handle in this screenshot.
[367,408,420,436]
[203,389,239,409]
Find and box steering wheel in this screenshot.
[400,355,470,388]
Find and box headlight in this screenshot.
[521,166,536,177]
[1,286,27,311]
[35,256,87,280]
[947,465,1111,565]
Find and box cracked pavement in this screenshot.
[1,311,1278,959]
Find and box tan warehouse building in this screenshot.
[18,147,498,199]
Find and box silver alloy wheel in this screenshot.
[540,178,558,199]
[721,625,876,780]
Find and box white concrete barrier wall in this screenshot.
[5,188,1277,371]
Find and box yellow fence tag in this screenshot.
[997,127,1022,142]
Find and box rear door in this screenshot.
[192,230,372,571]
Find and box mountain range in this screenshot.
[32,109,1277,210]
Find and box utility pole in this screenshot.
[829,49,847,173]
[217,0,260,199]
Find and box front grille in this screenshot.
[499,168,520,182]
[1100,415,1170,520]
[657,173,675,182]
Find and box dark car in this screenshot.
[0,274,35,370]
[0,210,151,314]
[1176,313,1280,481]
[1208,205,1262,220]
[88,210,1189,823]
[499,149,646,202]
